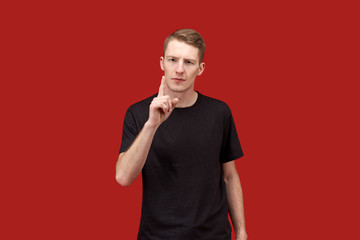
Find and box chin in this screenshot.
[168,81,194,93]
[169,87,184,93]
[170,86,192,93]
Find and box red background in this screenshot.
[1,0,359,239]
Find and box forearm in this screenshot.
[116,77,179,186]
[115,121,158,186]
[224,172,246,234]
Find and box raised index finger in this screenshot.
[158,76,165,97]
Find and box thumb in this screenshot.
[171,98,179,109]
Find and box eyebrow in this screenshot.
[166,56,197,62]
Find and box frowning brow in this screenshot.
[166,56,197,62]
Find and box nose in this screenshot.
[175,61,184,74]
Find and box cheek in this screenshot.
[164,64,173,72]
[162,65,169,74]
[188,69,199,77]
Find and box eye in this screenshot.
[186,60,193,65]
[169,58,176,62]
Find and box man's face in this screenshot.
[160,39,205,93]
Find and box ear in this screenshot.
[197,62,205,76]
[160,56,164,71]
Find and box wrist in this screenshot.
[235,227,247,240]
[144,120,160,131]
[235,225,246,234]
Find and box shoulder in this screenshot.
[126,93,157,120]
[127,94,156,112]
[199,92,232,116]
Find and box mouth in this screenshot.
[171,78,185,81]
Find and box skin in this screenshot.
[159,39,205,107]
[115,38,247,240]
[223,161,248,240]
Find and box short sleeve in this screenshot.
[119,108,139,153]
[220,105,244,163]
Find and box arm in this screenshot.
[115,122,158,186]
[222,161,247,240]
[115,76,178,186]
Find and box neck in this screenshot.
[165,88,198,108]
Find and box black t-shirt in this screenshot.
[120,92,244,240]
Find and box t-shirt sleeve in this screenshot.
[220,105,244,163]
[119,107,139,154]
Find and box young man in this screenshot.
[116,29,247,240]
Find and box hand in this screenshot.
[147,76,179,127]
[235,228,248,240]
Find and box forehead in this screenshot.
[165,39,200,61]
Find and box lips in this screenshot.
[172,78,185,81]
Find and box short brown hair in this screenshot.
[163,29,206,63]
